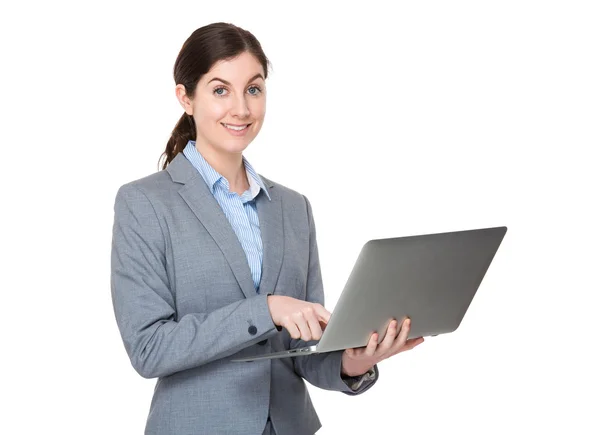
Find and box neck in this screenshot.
[195,143,248,192]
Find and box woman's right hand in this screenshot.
[267,295,331,341]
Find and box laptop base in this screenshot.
[232,345,319,362]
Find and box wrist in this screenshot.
[266,294,283,331]
[341,352,372,377]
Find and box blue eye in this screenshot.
[248,86,262,95]
[213,85,262,96]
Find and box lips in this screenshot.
[221,123,251,131]
[221,122,252,136]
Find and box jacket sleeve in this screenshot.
[290,195,379,395]
[110,184,279,379]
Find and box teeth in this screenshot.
[223,124,248,131]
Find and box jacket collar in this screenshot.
[166,152,283,300]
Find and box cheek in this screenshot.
[250,99,266,120]
[198,102,229,125]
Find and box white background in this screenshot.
[1,1,599,434]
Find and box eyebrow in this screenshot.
[207,73,265,86]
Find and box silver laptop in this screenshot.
[231,226,507,362]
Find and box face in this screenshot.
[176,51,267,157]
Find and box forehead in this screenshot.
[204,52,265,83]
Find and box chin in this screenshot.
[218,139,252,154]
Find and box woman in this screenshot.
[110,22,424,435]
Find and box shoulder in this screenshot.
[259,174,310,202]
[113,169,177,207]
[258,174,314,217]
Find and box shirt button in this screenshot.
[257,339,267,346]
[248,325,258,335]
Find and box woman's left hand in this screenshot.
[341,318,425,377]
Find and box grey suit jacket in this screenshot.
[110,152,379,435]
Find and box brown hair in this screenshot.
[158,22,271,170]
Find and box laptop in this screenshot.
[231,226,507,362]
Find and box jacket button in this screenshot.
[258,339,267,346]
[248,325,257,335]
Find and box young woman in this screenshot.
[111,22,424,435]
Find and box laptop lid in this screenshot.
[315,226,507,353]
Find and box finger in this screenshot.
[364,332,379,357]
[381,320,398,351]
[293,312,313,341]
[406,337,425,348]
[393,318,411,349]
[282,319,301,340]
[305,311,324,341]
[408,336,424,344]
[313,304,332,325]
[394,337,425,355]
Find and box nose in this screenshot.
[231,93,250,119]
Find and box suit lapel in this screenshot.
[167,153,283,300]
[255,185,283,296]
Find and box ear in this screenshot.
[175,84,194,116]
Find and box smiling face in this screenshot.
[176,51,267,157]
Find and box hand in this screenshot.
[341,318,425,377]
[267,295,330,341]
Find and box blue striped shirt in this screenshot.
[183,140,271,293]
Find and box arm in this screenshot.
[110,184,279,379]
[290,195,379,395]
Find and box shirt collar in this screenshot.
[182,140,271,201]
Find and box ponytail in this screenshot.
[158,112,196,170]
